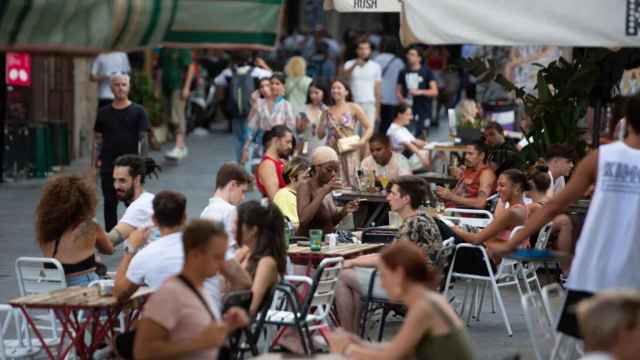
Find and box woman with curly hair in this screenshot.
[36,174,114,286]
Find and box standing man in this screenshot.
[93,74,150,231]
[256,125,294,200]
[90,52,130,109]
[158,48,195,161]
[215,52,272,162]
[396,46,439,138]
[373,36,404,134]
[342,38,382,132]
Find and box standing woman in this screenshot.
[317,79,373,186]
[35,175,115,286]
[296,81,329,156]
[284,56,313,115]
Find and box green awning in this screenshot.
[0,0,284,55]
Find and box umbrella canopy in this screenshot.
[401,0,640,47]
[0,0,284,55]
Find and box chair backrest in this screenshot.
[443,208,494,228]
[15,257,67,296]
[522,292,555,360]
[534,222,554,250]
[303,257,343,319]
[541,283,566,325]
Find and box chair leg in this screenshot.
[359,299,370,338]
[466,283,478,326]
[476,282,488,321]
[295,323,309,355]
[303,324,316,354]
[460,280,470,317]
[377,307,390,342]
[491,280,513,336]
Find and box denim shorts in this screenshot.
[66,272,99,287]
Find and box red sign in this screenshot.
[6,52,32,87]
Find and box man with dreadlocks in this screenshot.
[107,154,162,247]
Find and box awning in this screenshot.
[323,0,400,13]
[401,0,640,47]
[0,0,284,55]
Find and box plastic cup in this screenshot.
[309,229,323,252]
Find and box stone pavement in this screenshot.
[0,120,536,359]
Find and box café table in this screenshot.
[288,243,385,274]
[414,171,458,186]
[333,190,388,228]
[10,286,152,360]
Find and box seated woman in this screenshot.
[296,146,359,237]
[525,165,552,216]
[273,156,311,228]
[233,200,288,316]
[450,169,531,271]
[329,241,474,360]
[35,174,114,286]
[386,103,431,170]
[335,176,443,333]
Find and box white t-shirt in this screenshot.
[120,192,155,229]
[373,53,405,105]
[360,152,412,180]
[127,231,226,314]
[387,122,417,152]
[214,66,272,87]
[91,52,131,100]
[344,59,382,104]
[567,142,640,293]
[200,196,237,248]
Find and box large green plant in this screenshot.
[129,70,164,127]
[460,50,609,164]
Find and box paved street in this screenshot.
[0,120,535,359]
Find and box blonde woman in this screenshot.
[285,56,313,114]
[456,99,480,127]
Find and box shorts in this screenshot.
[556,289,593,339]
[165,90,187,135]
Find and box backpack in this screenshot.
[226,66,255,118]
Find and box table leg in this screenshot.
[17,306,57,360]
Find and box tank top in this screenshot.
[496,203,529,244]
[414,293,474,360]
[567,142,640,293]
[449,164,491,208]
[256,154,286,197]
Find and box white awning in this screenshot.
[401,0,640,47]
[324,0,401,13]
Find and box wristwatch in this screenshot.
[124,242,139,255]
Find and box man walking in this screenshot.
[90,52,130,109]
[158,48,195,161]
[93,74,150,231]
[343,38,382,131]
[373,36,404,134]
[396,46,438,138]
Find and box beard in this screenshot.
[116,186,135,205]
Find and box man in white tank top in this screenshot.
[496,93,640,339]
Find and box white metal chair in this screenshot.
[522,292,555,360]
[14,257,67,348]
[539,284,584,360]
[0,305,41,360]
[442,208,494,228]
[541,283,565,324]
[264,257,344,354]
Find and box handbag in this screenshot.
[337,135,361,153]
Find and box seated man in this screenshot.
[256,125,294,200]
[545,143,575,198]
[134,220,250,360]
[360,134,412,182]
[435,141,496,209]
[113,190,250,311]
[577,290,640,360]
[107,155,162,247]
[335,175,443,333]
[483,121,519,176]
[386,103,431,170]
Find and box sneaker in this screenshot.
[165,147,188,160]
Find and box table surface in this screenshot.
[253,354,346,359]
[288,243,384,257]
[334,190,387,203]
[10,286,153,308]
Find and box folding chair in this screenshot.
[263,257,343,354]
[522,292,555,360]
[541,283,565,324]
[0,304,41,360]
[14,257,66,347]
[442,208,494,228]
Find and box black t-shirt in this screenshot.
[397,66,437,118]
[94,103,149,172]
